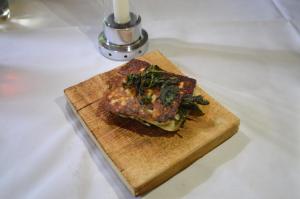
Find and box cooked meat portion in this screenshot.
[104,59,208,131]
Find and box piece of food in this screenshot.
[104,59,209,131]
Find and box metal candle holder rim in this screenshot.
[99,13,149,61]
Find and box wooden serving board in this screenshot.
[64,51,240,196]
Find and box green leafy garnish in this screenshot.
[123,64,209,124]
[140,65,167,89]
[123,65,180,105]
[177,106,189,127]
[159,85,179,106]
[124,74,140,87]
[179,94,209,117]
[181,94,209,107]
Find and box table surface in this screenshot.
[1,0,300,199]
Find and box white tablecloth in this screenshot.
[1,0,300,198]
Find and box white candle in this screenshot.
[113,0,130,24]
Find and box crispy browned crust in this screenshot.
[104,59,196,122]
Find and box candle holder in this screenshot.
[0,0,10,20]
[98,12,148,61]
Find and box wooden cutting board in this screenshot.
[64,51,240,196]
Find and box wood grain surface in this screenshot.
[64,51,240,196]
